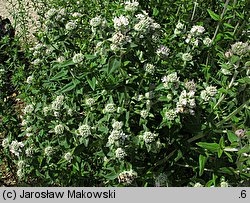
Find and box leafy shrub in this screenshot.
[1,0,249,186]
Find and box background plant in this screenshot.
[0,0,249,187]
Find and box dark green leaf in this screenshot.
[227,131,238,143]
[196,142,220,153]
[85,54,97,60]
[207,9,220,21]
[57,79,80,93]
[107,56,121,74]
[199,155,207,176]
[87,76,96,91]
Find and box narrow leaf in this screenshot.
[207,9,220,21]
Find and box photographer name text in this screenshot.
[2,189,116,200]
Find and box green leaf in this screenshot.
[87,76,96,91]
[57,79,80,93]
[85,54,97,60]
[107,56,121,74]
[196,142,220,153]
[199,155,207,176]
[207,9,220,21]
[50,69,68,81]
[227,131,238,143]
[223,23,234,29]
[103,171,119,180]
[237,145,250,155]
[53,60,75,69]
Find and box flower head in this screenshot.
[77,124,91,137]
[143,131,157,143]
[73,53,84,64]
[44,146,53,156]
[54,124,64,135]
[64,152,73,162]
[231,42,250,56]
[9,140,24,157]
[124,1,139,12]
[118,170,137,185]
[90,16,102,27]
[115,148,127,159]
[113,15,129,29]
[182,53,193,61]
[65,21,77,30]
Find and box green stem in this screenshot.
[215,99,250,127]
[213,62,239,110]
[212,0,230,42]
[191,1,198,21]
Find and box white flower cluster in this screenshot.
[144,63,155,74]
[140,109,149,119]
[23,104,34,115]
[174,21,185,35]
[90,16,103,27]
[1,138,8,148]
[156,45,170,58]
[163,109,177,121]
[108,129,126,145]
[182,53,193,62]
[43,106,50,116]
[26,75,34,84]
[155,173,169,187]
[220,181,229,187]
[112,120,123,130]
[54,124,64,135]
[110,31,131,51]
[17,160,26,179]
[64,152,73,162]
[65,21,77,30]
[161,72,179,89]
[44,146,53,156]
[44,8,66,29]
[231,41,250,56]
[142,131,157,144]
[200,86,217,102]
[9,140,24,157]
[176,90,196,115]
[51,95,64,110]
[203,37,212,46]
[57,56,66,62]
[113,15,129,30]
[77,124,91,137]
[118,170,137,184]
[25,147,34,157]
[73,53,84,64]
[32,58,42,66]
[190,25,205,35]
[45,8,57,19]
[185,25,212,47]
[104,103,116,113]
[72,12,82,18]
[194,182,204,187]
[85,98,95,106]
[124,1,139,12]
[115,148,127,159]
[134,11,160,37]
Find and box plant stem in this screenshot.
[191,1,198,21]
[213,61,239,109]
[212,0,230,42]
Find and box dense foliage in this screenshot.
[0,0,249,187]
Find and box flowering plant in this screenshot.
[0,0,249,187]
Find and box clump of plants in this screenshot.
[1,0,249,187]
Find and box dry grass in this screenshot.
[0,0,39,42]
